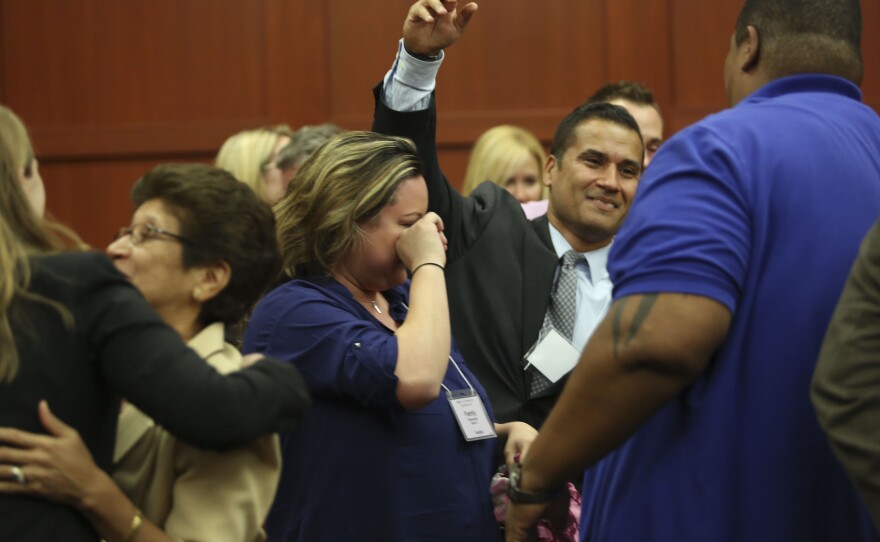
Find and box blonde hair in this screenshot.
[462,125,547,199]
[273,131,422,280]
[0,105,35,178]
[0,106,76,383]
[0,188,30,384]
[215,125,293,201]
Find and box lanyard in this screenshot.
[440,354,475,396]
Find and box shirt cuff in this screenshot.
[382,38,444,112]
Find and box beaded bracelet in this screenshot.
[121,509,143,542]
[411,262,445,276]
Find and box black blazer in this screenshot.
[0,252,309,542]
[373,85,564,428]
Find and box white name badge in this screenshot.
[447,389,497,441]
[524,328,581,383]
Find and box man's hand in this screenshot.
[506,494,570,542]
[403,0,478,57]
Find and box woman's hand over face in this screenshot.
[396,212,448,271]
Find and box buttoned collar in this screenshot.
[547,223,611,283]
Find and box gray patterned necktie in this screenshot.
[529,249,581,396]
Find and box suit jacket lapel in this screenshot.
[521,215,558,356]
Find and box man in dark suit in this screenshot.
[372,0,644,429]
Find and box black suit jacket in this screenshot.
[0,252,309,542]
[373,85,564,428]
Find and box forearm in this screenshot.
[395,264,451,407]
[79,470,174,542]
[381,39,442,113]
[520,294,730,492]
[372,41,458,232]
[101,310,309,450]
[520,338,696,491]
[129,358,309,451]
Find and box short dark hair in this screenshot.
[735,0,862,83]
[586,81,660,114]
[550,102,644,166]
[131,164,280,327]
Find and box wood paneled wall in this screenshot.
[2,0,878,247]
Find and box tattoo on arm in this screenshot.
[626,295,659,345]
[612,294,660,357]
[611,297,630,358]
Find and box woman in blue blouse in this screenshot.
[244,131,536,541]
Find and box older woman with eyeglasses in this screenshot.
[0,162,298,542]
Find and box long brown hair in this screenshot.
[0,105,77,383]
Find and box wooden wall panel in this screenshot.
[671,1,739,109]
[40,157,213,249]
[326,0,610,143]
[265,0,330,126]
[96,2,266,124]
[3,1,101,126]
[861,0,880,105]
[605,0,672,103]
[0,0,877,248]
[3,0,273,160]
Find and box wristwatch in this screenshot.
[403,44,441,62]
[506,463,566,504]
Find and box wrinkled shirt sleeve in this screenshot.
[245,283,402,411]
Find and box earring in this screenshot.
[193,288,202,301]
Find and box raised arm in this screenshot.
[393,211,452,409]
[372,0,478,259]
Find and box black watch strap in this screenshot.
[403,44,441,62]
[506,463,567,504]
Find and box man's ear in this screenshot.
[543,154,558,188]
[740,24,761,73]
[192,261,231,303]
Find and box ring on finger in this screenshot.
[10,465,26,484]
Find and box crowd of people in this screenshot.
[2,0,880,541]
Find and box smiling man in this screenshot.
[504,0,880,540]
[372,0,644,431]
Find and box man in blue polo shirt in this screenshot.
[506,0,880,540]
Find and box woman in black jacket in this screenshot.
[0,106,309,542]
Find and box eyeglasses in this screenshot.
[114,223,197,247]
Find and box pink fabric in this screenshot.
[521,200,549,220]
[490,467,580,542]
